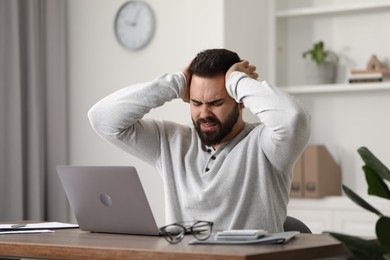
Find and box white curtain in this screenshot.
[0,0,70,222]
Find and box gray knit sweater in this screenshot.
[88,71,311,232]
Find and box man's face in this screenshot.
[189,74,241,147]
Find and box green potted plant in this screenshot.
[302,41,338,84]
[327,147,390,259]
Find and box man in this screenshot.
[88,49,311,232]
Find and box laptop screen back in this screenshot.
[57,166,160,235]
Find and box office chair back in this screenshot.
[283,216,312,233]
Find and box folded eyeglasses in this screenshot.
[159,220,213,244]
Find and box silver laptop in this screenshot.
[57,165,161,235]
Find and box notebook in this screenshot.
[57,165,161,235]
[189,231,299,245]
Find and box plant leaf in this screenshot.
[343,185,383,216]
[315,41,324,51]
[364,165,390,199]
[316,52,326,64]
[376,216,390,251]
[358,147,390,182]
[303,41,329,65]
[328,231,387,260]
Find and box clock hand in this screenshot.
[125,21,134,27]
[130,7,141,27]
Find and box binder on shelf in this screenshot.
[303,145,341,198]
[290,145,341,198]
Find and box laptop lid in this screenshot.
[57,165,160,235]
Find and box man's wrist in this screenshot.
[225,71,247,101]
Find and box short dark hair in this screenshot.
[188,49,241,78]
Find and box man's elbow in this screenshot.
[290,106,311,142]
[87,106,104,135]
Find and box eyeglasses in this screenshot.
[159,220,213,244]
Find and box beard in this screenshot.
[192,105,240,147]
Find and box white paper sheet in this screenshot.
[0,222,78,231]
[0,229,55,235]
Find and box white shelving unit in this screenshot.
[269,0,390,235]
[269,0,390,88]
[283,81,390,94]
[276,2,390,18]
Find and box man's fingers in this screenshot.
[182,60,192,103]
[245,64,258,79]
[249,72,259,79]
[226,60,259,80]
[240,60,250,67]
[248,65,256,72]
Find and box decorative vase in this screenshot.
[304,60,337,85]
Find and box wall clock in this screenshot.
[114,1,156,50]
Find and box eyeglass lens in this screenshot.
[192,221,212,241]
[162,225,185,244]
[161,221,212,244]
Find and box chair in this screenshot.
[283,216,312,233]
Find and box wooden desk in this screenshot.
[0,229,348,260]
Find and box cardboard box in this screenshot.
[290,145,341,198]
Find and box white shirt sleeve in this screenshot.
[226,71,311,171]
[87,72,187,163]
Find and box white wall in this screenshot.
[224,0,270,79]
[67,0,268,225]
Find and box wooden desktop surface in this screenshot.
[0,228,348,260]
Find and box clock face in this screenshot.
[114,1,155,50]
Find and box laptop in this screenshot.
[57,165,161,235]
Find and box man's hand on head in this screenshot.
[226,60,259,81]
[182,64,191,103]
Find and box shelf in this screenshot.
[272,0,390,90]
[282,82,390,95]
[276,2,390,18]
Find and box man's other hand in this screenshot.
[182,64,191,103]
[226,60,259,81]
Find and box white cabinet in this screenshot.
[287,208,333,234]
[333,210,379,236]
[288,197,390,236]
